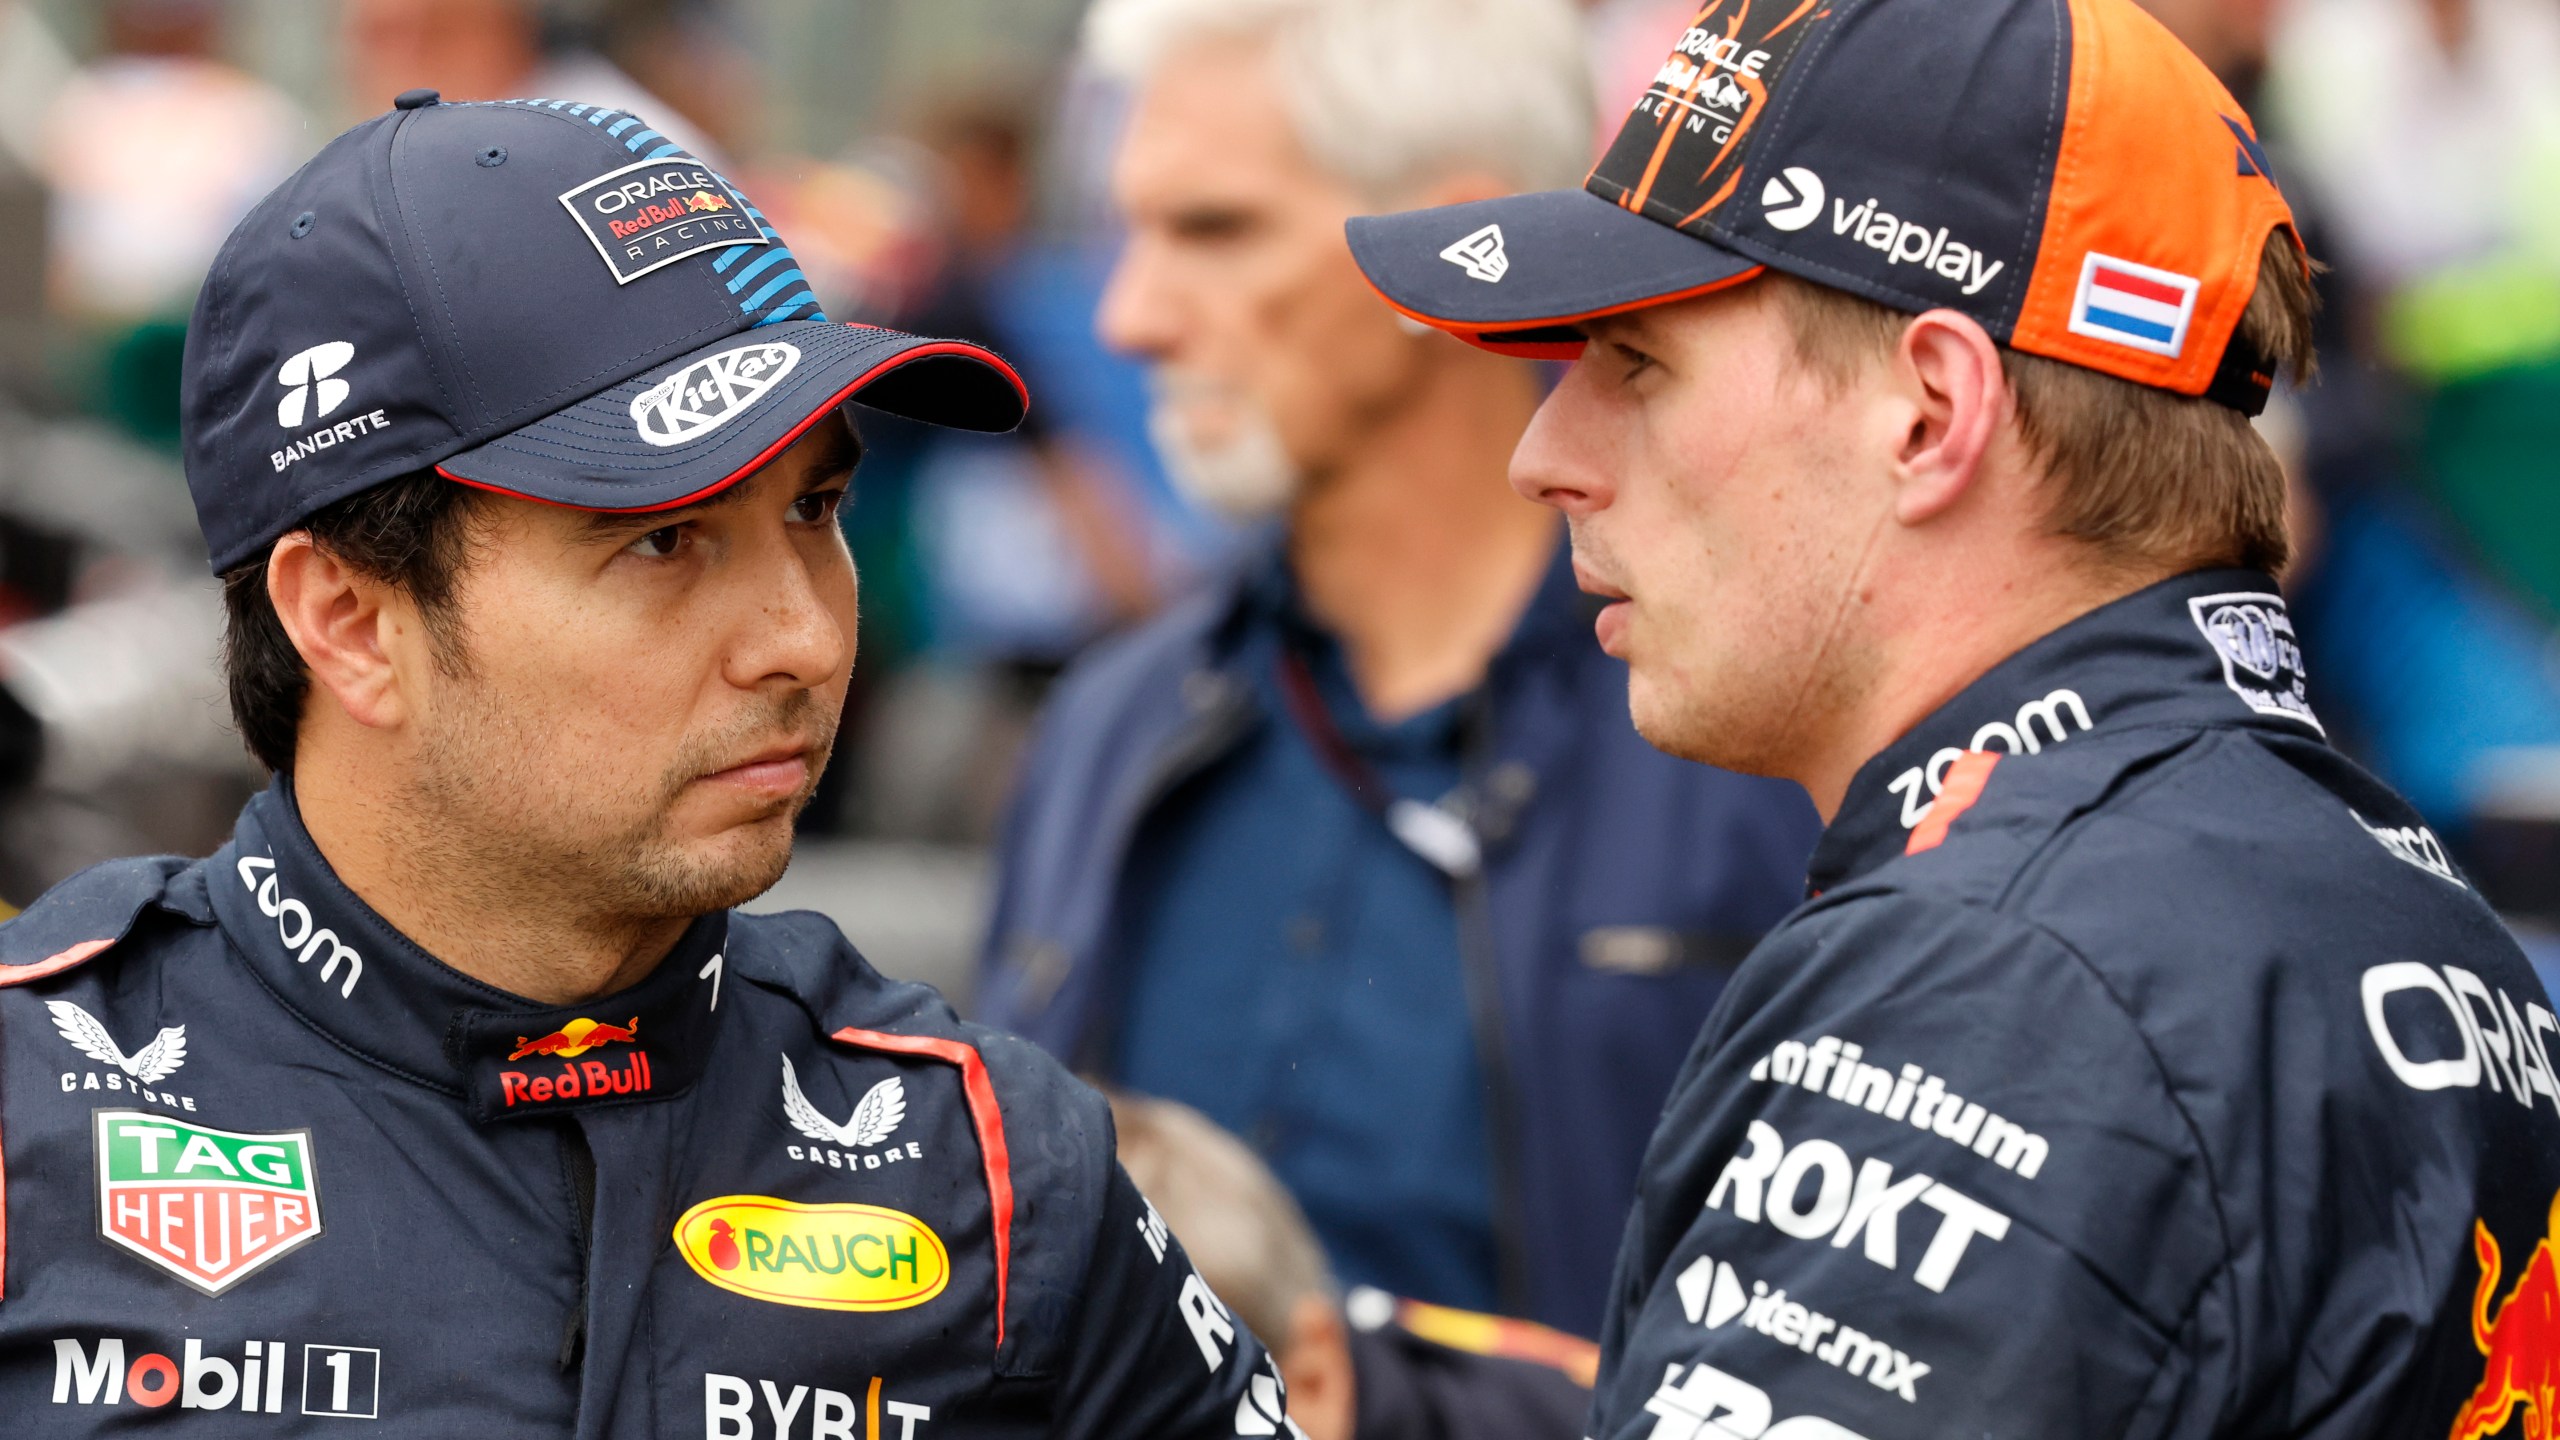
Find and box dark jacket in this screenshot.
[1,783,1278,1437]
[977,541,1822,1338]
[1593,570,2560,1439]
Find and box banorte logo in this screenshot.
[2450,1191,2560,1440]
[674,1196,949,1312]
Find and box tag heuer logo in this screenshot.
[94,1111,321,1294]
[630,341,800,447]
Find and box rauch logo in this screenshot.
[674,1196,949,1312]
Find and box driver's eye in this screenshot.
[630,525,683,558]
[789,491,839,524]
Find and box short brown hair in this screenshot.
[220,472,485,774]
[1773,228,2318,577]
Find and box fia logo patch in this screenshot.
[2189,591,2322,732]
[559,157,766,284]
[630,341,799,447]
[1440,224,1509,283]
[94,1111,322,1294]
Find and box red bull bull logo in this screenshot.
[508,1016,638,1062]
[687,190,732,213]
[2449,1191,2560,1440]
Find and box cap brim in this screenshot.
[1346,188,1764,357]
[436,320,1027,511]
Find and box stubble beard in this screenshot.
[402,683,836,929]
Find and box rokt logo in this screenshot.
[1440,224,1509,284]
[1706,1119,2011,1293]
[1759,167,1824,232]
[274,342,354,429]
[1673,1252,1931,1403]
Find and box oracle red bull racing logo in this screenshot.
[2450,1192,2560,1440]
[499,1017,652,1108]
[558,157,766,284]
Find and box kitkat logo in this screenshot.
[674,1197,949,1312]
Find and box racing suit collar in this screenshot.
[210,780,726,1120]
[1809,567,2323,894]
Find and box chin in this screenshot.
[626,810,800,917]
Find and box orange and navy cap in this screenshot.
[1344,0,2302,414]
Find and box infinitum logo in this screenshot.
[274,343,354,429]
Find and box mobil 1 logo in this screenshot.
[559,157,766,284]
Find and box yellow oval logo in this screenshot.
[673,1196,950,1312]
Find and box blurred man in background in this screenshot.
[977,0,1822,1339]
[1113,1089,1594,1440]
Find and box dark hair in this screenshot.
[220,472,485,774]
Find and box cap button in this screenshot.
[393,88,441,110]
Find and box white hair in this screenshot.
[1084,0,1595,199]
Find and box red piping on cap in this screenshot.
[826,1026,1014,1352]
[1356,265,1767,358]
[436,331,1028,514]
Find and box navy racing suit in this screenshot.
[0,783,1291,1438]
[1592,569,2560,1440]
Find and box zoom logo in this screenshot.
[1759,167,1824,232]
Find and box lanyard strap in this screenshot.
[1273,643,1483,878]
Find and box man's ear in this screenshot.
[265,533,415,733]
[1889,308,2011,527]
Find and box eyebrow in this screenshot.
[580,424,860,539]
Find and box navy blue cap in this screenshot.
[1345,0,2299,414]
[182,96,1027,573]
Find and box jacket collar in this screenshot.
[210,780,725,1122]
[1808,568,2325,893]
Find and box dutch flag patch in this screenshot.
[2068,253,2201,358]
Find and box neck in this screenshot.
[1794,546,2167,820]
[291,747,684,1006]
[1287,349,1557,721]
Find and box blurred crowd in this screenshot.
[2,0,2558,1427]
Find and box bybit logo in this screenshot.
[274,343,355,429]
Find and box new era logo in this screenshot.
[1440,224,1508,283]
[2067,253,2199,359]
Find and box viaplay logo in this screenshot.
[559,157,766,285]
